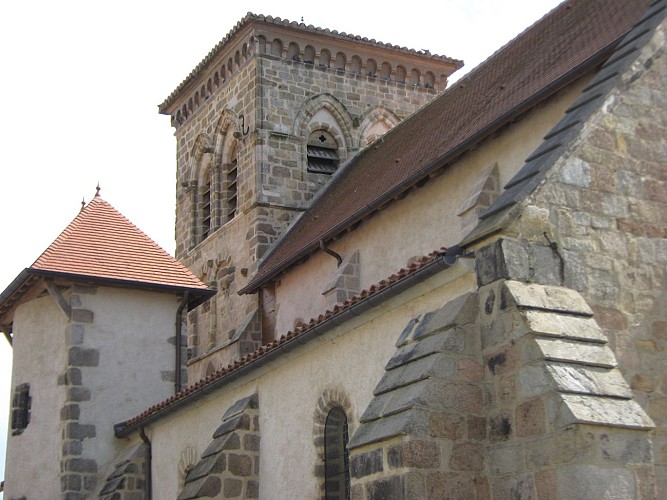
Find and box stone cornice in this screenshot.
[159,13,463,119]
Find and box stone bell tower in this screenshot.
[158,13,462,382]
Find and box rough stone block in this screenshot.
[71,309,94,323]
[599,430,653,464]
[503,281,593,315]
[492,474,535,500]
[66,458,98,473]
[350,448,384,478]
[555,464,635,499]
[228,453,252,477]
[223,477,242,497]
[523,310,606,342]
[65,422,96,439]
[525,427,596,468]
[177,476,221,500]
[476,239,531,286]
[387,328,466,369]
[186,452,226,482]
[222,393,258,420]
[68,387,91,402]
[374,354,455,396]
[467,415,487,440]
[488,442,524,475]
[213,414,250,438]
[388,440,440,469]
[516,398,546,437]
[427,472,476,500]
[489,413,512,442]
[527,337,616,368]
[395,293,476,347]
[449,442,484,471]
[429,412,464,440]
[348,408,430,450]
[519,363,633,399]
[68,347,100,367]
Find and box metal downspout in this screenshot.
[175,292,189,394]
[139,427,152,500]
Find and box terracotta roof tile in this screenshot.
[31,196,210,292]
[241,0,649,294]
[116,247,449,434]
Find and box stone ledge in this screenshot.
[503,280,594,316]
[548,393,654,430]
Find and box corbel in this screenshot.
[44,280,71,320]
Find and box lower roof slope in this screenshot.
[241,0,650,294]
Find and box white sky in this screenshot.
[0,0,563,489]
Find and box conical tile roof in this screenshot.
[31,196,209,291]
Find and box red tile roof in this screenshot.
[240,0,650,294]
[30,196,210,292]
[116,247,453,435]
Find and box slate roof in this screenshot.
[159,13,462,114]
[240,0,650,294]
[0,196,214,321]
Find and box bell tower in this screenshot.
[158,13,462,381]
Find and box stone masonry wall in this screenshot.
[177,394,260,500]
[348,272,656,499]
[505,15,667,496]
[174,43,444,381]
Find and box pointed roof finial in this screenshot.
[95,183,101,197]
[81,197,86,212]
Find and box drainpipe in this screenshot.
[175,292,189,394]
[139,427,152,500]
[319,239,343,267]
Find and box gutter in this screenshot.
[114,246,462,437]
[239,41,619,296]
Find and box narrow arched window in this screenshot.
[324,407,350,500]
[307,131,339,174]
[201,170,212,239]
[225,143,238,222]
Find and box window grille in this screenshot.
[324,407,350,500]
[11,383,31,435]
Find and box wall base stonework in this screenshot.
[348,238,657,499]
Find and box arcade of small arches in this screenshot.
[188,114,241,249]
[171,33,448,127]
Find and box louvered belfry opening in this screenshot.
[324,406,351,500]
[225,143,238,223]
[308,131,339,174]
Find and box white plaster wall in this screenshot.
[3,294,67,499]
[149,264,475,499]
[274,76,591,333]
[75,287,181,477]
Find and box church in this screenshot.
[2,0,666,498]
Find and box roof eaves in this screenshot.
[461,0,667,247]
[25,269,215,311]
[115,246,462,437]
[239,41,618,295]
[158,13,463,113]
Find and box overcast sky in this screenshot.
[0,0,563,488]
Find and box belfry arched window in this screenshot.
[201,169,212,239]
[324,407,350,500]
[224,142,238,222]
[307,130,339,174]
